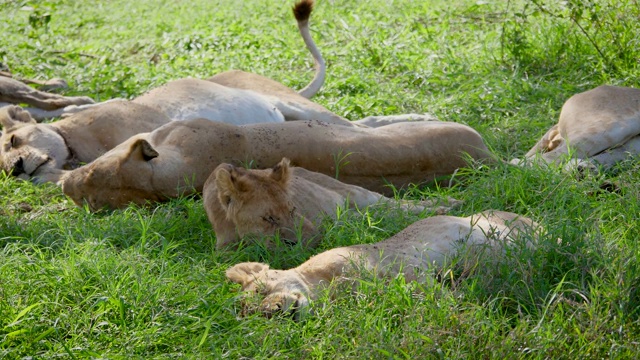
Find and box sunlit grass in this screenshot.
[1,0,640,357]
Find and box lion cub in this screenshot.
[203,157,462,249]
[226,210,540,320]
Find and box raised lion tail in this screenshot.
[292,0,326,99]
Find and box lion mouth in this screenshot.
[32,159,49,177]
[15,157,52,178]
[6,157,23,176]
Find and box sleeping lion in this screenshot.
[226,210,540,320]
[512,85,640,171]
[204,158,462,249]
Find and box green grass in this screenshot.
[2,0,640,358]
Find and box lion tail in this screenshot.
[292,0,326,99]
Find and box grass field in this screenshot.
[2,0,640,358]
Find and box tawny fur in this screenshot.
[0,74,94,119]
[511,85,640,171]
[226,210,541,320]
[0,0,349,179]
[50,118,491,211]
[1,0,442,181]
[203,158,462,249]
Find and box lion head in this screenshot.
[226,262,311,321]
[211,158,318,247]
[59,136,169,211]
[59,119,232,211]
[0,105,69,179]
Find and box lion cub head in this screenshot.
[0,105,69,179]
[210,158,317,248]
[226,262,311,321]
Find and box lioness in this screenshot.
[512,85,640,170]
[50,118,491,211]
[226,210,539,320]
[204,158,462,249]
[0,103,171,179]
[0,0,360,179]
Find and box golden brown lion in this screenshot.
[48,117,491,211]
[226,210,540,320]
[204,158,462,249]
[0,103,170,179]
[511,85,640,171]
[0,0,370,180]
[1,0,442,181]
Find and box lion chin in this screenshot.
[3,151,51,180]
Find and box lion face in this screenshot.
[213,159,318,246]
[226,262,311,320]
[0,106,69,178]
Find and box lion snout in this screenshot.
[260,291,310,321]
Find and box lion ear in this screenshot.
[0,105,37,131]
[214,165,236,209]
[215,165,250,200]
[226,262,270,287]
[270,158,291,184]
[128,139,159,161]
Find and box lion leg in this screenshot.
[524,125,561,158]
[564,135,640,172]
[352,113,440,128]
[1,71,69,91]
[512,125,567,166]
[18,77,70,92]
[59,98,127,118]
[0,103,67,121]
[264,96,357,127]
[0,76,94,111]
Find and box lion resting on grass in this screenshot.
[0,104,170,179]
[226,210,540,320]
[49,118,491,211]
[512,85,640,171]
[0,0,341,179]
[204,158,462,249]
[0,0,438,181]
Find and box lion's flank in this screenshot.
[293,0,314,22]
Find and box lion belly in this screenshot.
[133,78,285,124]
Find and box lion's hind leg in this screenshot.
[352,113,440,128]
[565,135,640,172]
[0,76,94,113]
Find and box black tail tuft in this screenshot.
[292,0,314,22]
